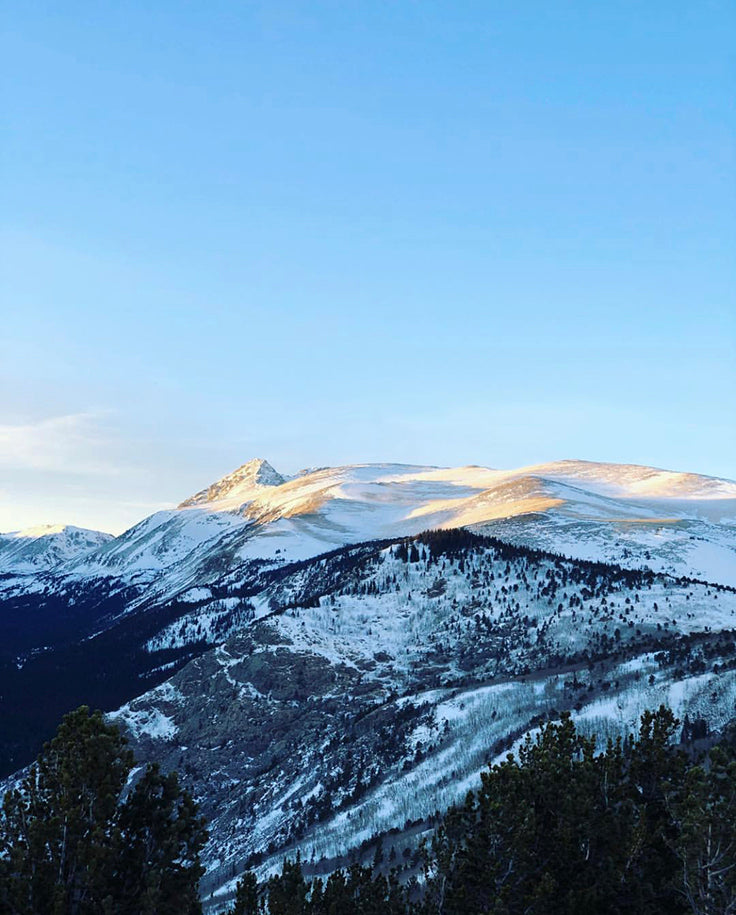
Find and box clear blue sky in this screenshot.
[2,1,735,532]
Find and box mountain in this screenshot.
[180,458,286,507]
[1,457,735,911]
[4,458,732,587]
[106,529,736,910]
[0,524,113,574]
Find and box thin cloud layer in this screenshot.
[0,414,119,475]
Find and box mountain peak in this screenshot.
[0,524,113,574]
[179,458,285,507]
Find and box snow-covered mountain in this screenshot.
[1,456,735,911]
[108,530,736,909]
[0,524,113,574]
[5,457,732,588]
[141,458,736,583]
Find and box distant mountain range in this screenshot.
[3,458,735,585]
[2,457,735,911]
[0,524,113,574]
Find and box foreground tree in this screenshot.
[673,743,736,915]
[228,859,412,915]
[0,706,207,915]
[229,870,260,915]
[425,706,736,915]
[226,707,736,915]
[427,714,638,915]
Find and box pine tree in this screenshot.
[0,706,133,914]
[0,706,207,915]
[428,709,692,915]
[673,745,736,915]
[266,856,309,915]
[229,870,260,914]
[113,763,207,915]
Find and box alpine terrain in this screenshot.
[1,457,735,910]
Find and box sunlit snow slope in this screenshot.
[58,458,736,587]
[0,524,113,574]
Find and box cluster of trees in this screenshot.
[231,707,736,915]
[2,705,735,915]
[0,707,207,915]
[228,861,410,915]
[425,707,736,915]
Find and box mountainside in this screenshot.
[3,458,734,589]
[0,524,113,574]
[1,457,735,911]
[106,529,736,909]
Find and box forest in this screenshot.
[1,704,734,915]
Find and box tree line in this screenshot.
[228,706,736,915]
[2,705,735,914]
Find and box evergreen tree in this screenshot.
[266,856,309,915]
[229,871,260,915]
[0,706,206,915]
[427,708,691,915]
[0,706,133,914]
[113,763,207,914]
[624,706,687,913]
[673,744,736,914]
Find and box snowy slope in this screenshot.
[0,524,113,574]
[101,531,736,907]
[1,457,732,592]
[5,458,733,586]
[59,457,736,587]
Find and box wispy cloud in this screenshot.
[0,413,119,475]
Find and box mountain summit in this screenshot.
[179,458,285,507]
[36,457,735,587]
[1,455,736,909]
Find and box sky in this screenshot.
[1,1,735,533]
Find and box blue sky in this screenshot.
[2,1,734,532]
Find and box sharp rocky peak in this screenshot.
[179,458,285,507]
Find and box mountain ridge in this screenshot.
[1,457,731,588]
[0,524,114,574]
[1,457,735,912]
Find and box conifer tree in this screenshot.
[0,706,133,914]
[673,744,736,914]
[113,763,207,914]
[229,870,260,914]
[266,856,309,915]
[0,706,207,915]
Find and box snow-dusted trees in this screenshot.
[226,707,736,915]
